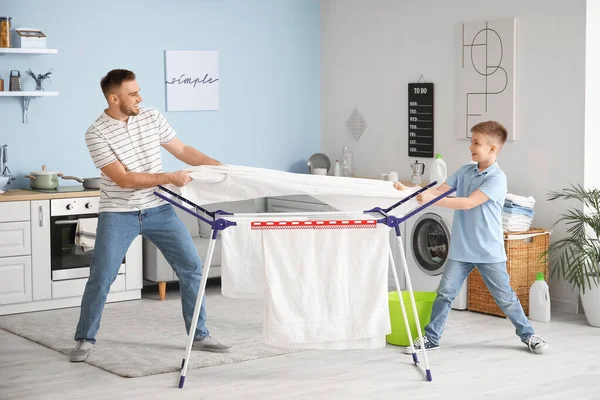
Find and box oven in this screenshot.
[50,197,125,281]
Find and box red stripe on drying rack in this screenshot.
[250,220,378,230]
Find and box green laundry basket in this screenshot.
[386,291,437,346]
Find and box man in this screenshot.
[70,69,231,362]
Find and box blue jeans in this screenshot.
[424,259,534,345]
[74,204,209,343]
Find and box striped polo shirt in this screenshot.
[85,107,176,212]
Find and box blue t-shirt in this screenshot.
[445,162,507,263]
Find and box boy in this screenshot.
[394,121,547,354]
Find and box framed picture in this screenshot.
[457,18,517,140]
[165,50,219,111]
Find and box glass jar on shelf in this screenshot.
[0,17,12,48]
[341,146,353,177]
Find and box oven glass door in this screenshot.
[51,215,96,280]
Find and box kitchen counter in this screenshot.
[0,189,100,202]
[0,178,429,203]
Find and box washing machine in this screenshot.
[402,206,468,310]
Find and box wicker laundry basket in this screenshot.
[467,228,550,317]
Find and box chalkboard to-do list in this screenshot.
[408,83,434,158]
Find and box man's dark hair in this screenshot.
[100,69,136,96]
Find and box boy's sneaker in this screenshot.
[69,340,94,362]
[404,335,440,354]
[192,336,232,353]
[524,334,548,354]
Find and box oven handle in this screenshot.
[54,220,79,225]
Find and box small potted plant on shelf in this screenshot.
[25,68,53,91]
[546,184,600,327]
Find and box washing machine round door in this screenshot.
[411,212,451,276]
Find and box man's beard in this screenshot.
[120,103,140,116]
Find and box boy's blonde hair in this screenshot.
[470,121,508,147]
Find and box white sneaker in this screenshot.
[69,340,94,362]
[404,335,440,354]
[192,336,232,353]
[524,334,548,354]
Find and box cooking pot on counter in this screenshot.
[24,165,62,190]
[59,175,101,189]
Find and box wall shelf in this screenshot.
[0,48,58,55]
[0,91,59,97]
[0,49,59,123]
[0,92,59,123]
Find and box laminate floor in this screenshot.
[1,297,599,400]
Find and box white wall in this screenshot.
[583,0,600,312]
[586,0,600,190]
[321,0,586,311]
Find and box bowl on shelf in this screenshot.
[307,153,331,174]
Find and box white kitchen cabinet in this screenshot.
[30,200,51,301]
[0,201,30,223]
[0,195,143,315]
[267,197,333,213]
[0,256,32,304]
[0,221,31,258]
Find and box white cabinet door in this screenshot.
[0,256,32,304]
[267,198,332,213]
[30,200,51,301]
[0,221,31,257]
[0,201,30,223]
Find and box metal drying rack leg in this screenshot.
[178,229,219,388]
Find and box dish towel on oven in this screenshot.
[261,225,391,350]
[75,218,98,252]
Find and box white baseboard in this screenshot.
[551,298,579,314]
[0,290,141,316]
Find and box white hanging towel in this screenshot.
[261,225,391,350]
[173,165,418,298]
[172,165,420,301]
[221,214,314,299]
[220,220,266,299]
[220,214,362,300]
[75,218,98,252]
[177,165,419,215]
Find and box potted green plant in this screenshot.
[546,184,600,327]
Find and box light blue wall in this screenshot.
[0,0,320,189]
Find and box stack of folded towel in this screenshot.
[503,193,535,232]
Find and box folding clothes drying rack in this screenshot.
[154,182,456,388]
